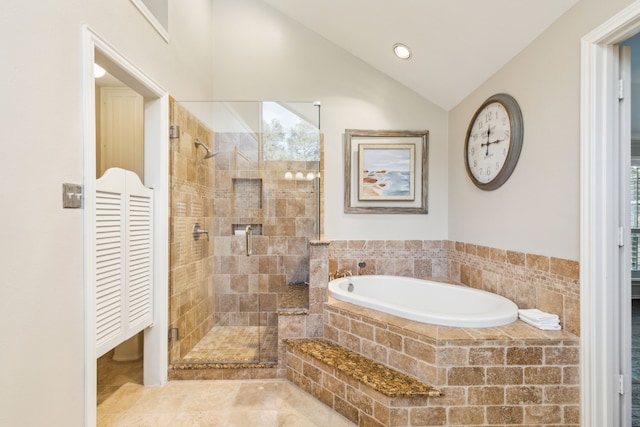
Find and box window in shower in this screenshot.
[262,102,320,161]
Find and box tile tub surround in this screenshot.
[329,240,580,336]
[286,338,443,427]
[447,241,580,336]
[324,298,580,426]
[168,99,216,362]
[285,339,442,398]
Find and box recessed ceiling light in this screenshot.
[393,43,412,60]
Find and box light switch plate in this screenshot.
[63,183,83,208]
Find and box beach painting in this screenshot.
[358,143,415,201]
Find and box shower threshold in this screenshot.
[169,325,280,379]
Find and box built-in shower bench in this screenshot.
[277,283,309,315]
[285,338,442,426]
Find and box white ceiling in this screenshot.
[261,0,579,111]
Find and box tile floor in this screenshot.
[99,299,640,426]
[97,353,355,426]
[182,326,278,363]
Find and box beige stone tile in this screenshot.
[506,250,526,266]
[536,288,564,320]
[526,253,550,272]
[174,381,240,411]
[97,383,146,414]
[111,412,179,427]
[96,413,125,427]
[128,385,188,414]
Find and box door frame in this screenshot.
[581,2,640,425]
[82,26,169,426]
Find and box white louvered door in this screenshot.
[95,167,153,357]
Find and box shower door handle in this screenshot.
[245,225,252,256]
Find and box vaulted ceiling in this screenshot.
[261,0,579,110]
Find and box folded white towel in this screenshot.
[519,317,561,327]
[519,316,562,331]
[518,309,560,323]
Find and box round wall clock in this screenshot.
[464,93,523,191]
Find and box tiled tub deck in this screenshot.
[321,297,580,426]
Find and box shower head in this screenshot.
[194,139,218,159]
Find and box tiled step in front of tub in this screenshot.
[285,338,443,427]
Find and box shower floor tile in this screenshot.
[182,326,278,363]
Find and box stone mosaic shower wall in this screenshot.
[168,100,215,362]
[212,132,320,329]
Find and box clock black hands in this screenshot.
[482,126,491,155]
[480,126,505,156]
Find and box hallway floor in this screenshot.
[633,298,640,426]
[97,354,355,426]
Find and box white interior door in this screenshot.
[95,167,153,357]
[99,87,144,179]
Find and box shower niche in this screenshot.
[168,100,321,371]
[233,178,262,209]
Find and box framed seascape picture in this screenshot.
[344,129,429,214]
[358,144,415,201]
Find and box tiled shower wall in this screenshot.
[168,99,216,362]
[329,240,580,336]
[212,132,320,329]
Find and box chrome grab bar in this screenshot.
[245,225,253,256]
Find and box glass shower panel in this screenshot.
[172,101,320,365]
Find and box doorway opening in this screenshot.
[94,69,146,405]
[82,26,169,426]
[581,3,640,426]
[621,31,640,426]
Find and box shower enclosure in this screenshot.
[168,101,321,368]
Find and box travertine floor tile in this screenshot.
[97,331,353,426]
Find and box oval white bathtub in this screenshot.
[328,275,518,328]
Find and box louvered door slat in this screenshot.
[95,188,124,355]
[94,167,153,357]
[126,188,153,333]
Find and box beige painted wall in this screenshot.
[0,1,212,425]
[210,0,450,241]
[448,0,636,261]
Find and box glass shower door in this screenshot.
[212,101,320,364]
[170,100,320,366]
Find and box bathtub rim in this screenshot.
[327,275,519,328]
